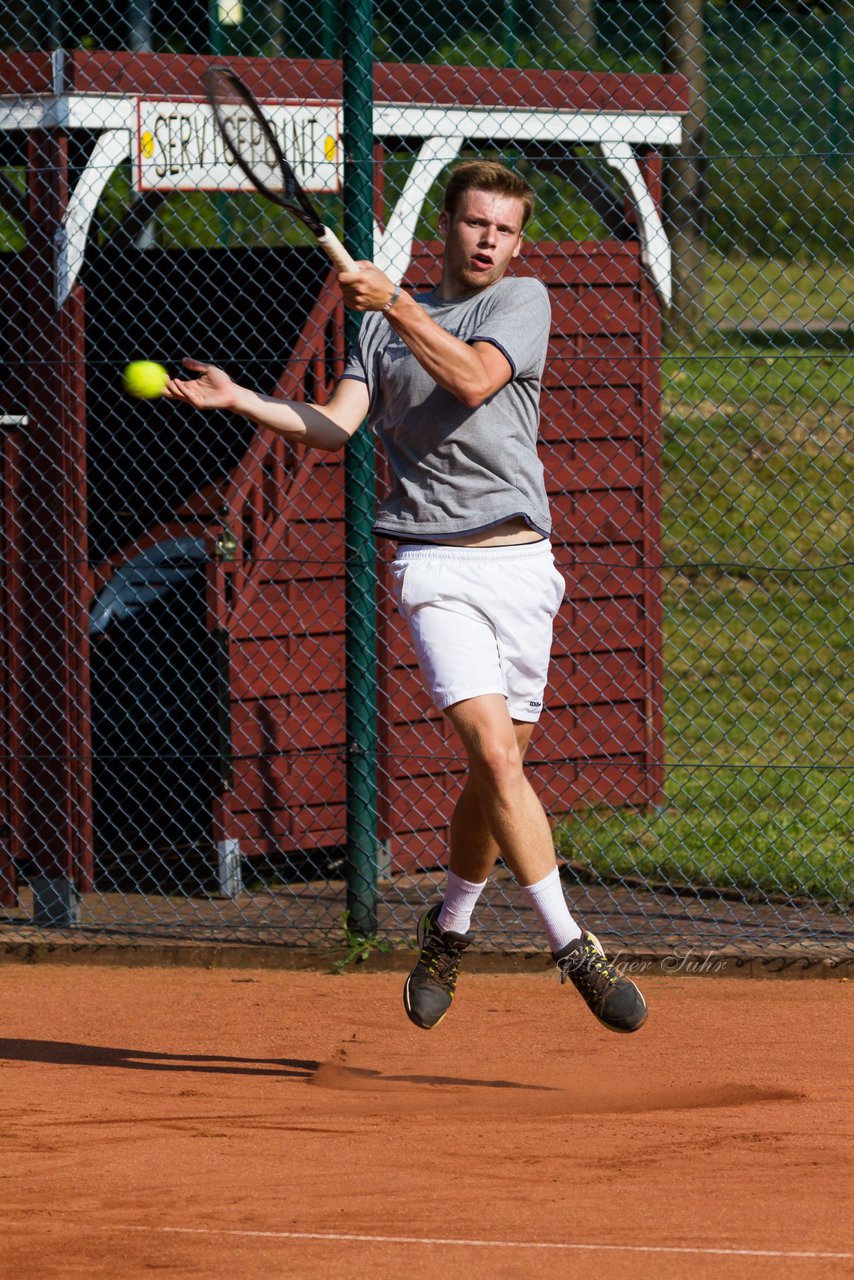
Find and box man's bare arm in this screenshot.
[164,358,369,450]
[339,265,512,409]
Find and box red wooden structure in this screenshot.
[0,49,687,113]
[0,51,683,910]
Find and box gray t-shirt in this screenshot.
[342,275,552,540]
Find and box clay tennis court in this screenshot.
[1,963,851,1280]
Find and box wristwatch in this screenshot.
[382,283,401,315]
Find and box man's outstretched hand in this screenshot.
[164,357,239,410]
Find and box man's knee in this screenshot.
[468,737,525,795]
[447,695,527,794]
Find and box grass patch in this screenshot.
[661,347,853,569]
[556,574,852,902]
[556,347,853,903]
[703,253,854,330]
[556,764,851,903]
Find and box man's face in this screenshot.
[439,188,525,295]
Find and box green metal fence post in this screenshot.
[342,0,378,938]
[321,0,336,59]
[503,0,518,67]
[208,1,231,248]
[826,7,842,176]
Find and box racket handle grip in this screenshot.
[318,226,359,274]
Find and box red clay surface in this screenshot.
[1,965,851,1280]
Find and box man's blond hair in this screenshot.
[443,160,535,229]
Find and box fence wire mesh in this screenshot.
[0,0,851,960]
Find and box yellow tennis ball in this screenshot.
[123,360,169,400]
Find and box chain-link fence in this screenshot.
[0,1,851,960]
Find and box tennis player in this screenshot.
[164,160,648,1035]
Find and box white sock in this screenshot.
[521,867,582,955]
[437,870,488,935]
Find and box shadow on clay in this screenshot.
[0,1040,804,1112]
[0,1039,551,1090]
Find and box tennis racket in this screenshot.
[204,66,358,273]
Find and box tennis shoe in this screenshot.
[554,931,648,1033]
[403,904,471,1030]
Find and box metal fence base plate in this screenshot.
[30,877,81,927]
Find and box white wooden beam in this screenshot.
[374,135,464,283]
[55,129,131,306]
[601,140,672,308]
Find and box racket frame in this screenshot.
[204,67,358,273]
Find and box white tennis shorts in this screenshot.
[389,540,565,722]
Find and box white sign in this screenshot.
[135,99,341,193]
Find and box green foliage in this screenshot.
[704,157,853,259]
[0,169,25,252]
[331,910,396,973]
[428,29,655,74]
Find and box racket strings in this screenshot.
[207,69,321,231]
[203,65,356,266]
